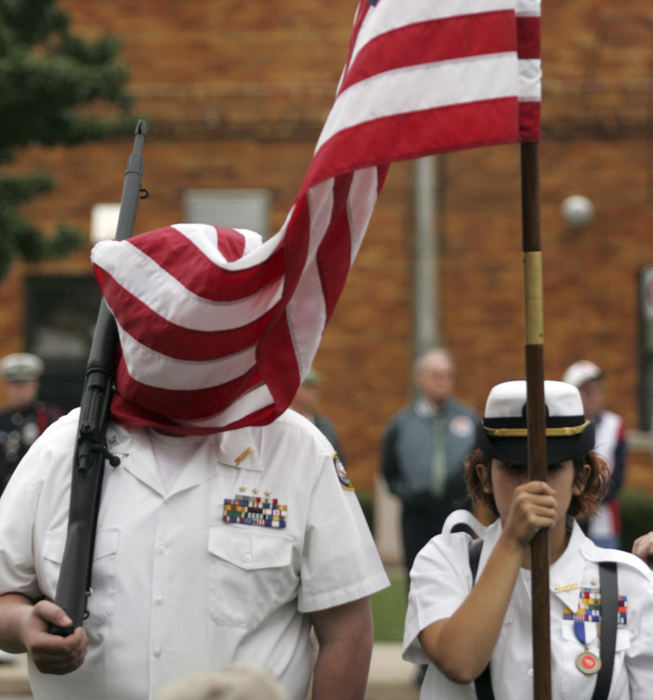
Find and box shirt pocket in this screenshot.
[207,526,297,628]
[41,527,120,623]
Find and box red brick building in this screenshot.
[1,0,651,499]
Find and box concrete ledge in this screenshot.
[366,681,420,700]
[0,645,419,698]
[369,642,416,684]
[0,654,30,696]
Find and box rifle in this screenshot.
[51,119,148,635]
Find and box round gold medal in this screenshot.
[575,650,602,675]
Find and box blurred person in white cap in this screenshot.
[290,367,345,462]
[0,225,389,700]
[154,663,289,700]
[0,352,61,495]
[403,380,653,699]
[563,360,626,549]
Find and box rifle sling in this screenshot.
[468,538,493,700]
[591,561,617,700]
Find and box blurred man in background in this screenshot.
[563,359,626,549]
[290,368,345,462]
[381,348,479,576]
[0,352,61,495]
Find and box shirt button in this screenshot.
[157,545,167,555]
[153,646,162,658]
[243,552,253,563]
[155,596,164,606]
[528,668,534,677]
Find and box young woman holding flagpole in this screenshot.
[402,380,653,699]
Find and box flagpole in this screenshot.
[521,140,552,700]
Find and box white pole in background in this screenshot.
[375,155,441,564]
[413,155,440,355]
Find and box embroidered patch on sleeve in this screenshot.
[333,453,354,491]
[223,494,287,528]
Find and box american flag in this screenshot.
[92,0,541,434]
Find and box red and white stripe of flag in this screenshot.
[516,0,542,142]
[92,0,541,434]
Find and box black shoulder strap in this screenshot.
[591,561,618,700]
[469,537,483,580]
[451,521,482,539]
[468,538,494,700]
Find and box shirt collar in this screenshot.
[482,518,591,609]
[532,519,593,612]
[106,422,264,498]
[107,422,263,470]
[592,410,605,427]
[415,398,449,418]
[550,519,587,589]
[214,425,263,472]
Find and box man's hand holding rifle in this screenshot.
[1,596,86,674]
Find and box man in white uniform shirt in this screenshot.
[0,225,389,700]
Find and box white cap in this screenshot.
[479,380,593,464]
[0,353,44,382]
[562,360,603,389]
[483,380,585,421]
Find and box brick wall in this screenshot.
[1,0,651,493]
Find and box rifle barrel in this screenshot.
[51,120,147,634]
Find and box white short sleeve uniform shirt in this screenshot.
[403,515,653,700]
[0,408,389,699]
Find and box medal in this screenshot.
[562,585,628,676]
[573,618,601,675]
[575,649,601,675]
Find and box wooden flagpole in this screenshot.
[521,140,552,700]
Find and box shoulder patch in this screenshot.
[333,453,354,491]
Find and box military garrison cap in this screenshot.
[477,380,595,465]
[0,353,44,383]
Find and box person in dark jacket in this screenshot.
[290,367,346,463]
[381,348,479,576]
[0,353,61,494]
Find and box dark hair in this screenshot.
[464,448,610,519]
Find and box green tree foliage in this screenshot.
[0,0,133,280]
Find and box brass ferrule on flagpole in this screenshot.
[524,251,543,346]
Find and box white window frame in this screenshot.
[183,189,271,237]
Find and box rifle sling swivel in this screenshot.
[78,444,121,473]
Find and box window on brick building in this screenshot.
[640,265,653,430]
[25,275,102,412]
[183,189,271,237]
[90,203,121,243]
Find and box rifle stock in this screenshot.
[51,120,147,635]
